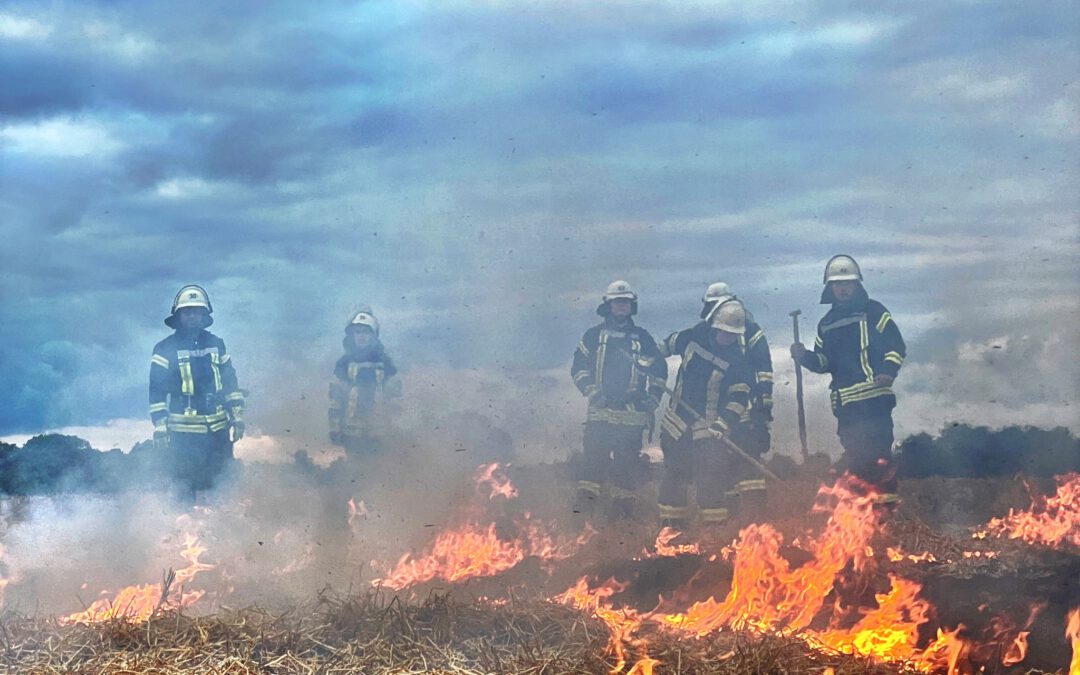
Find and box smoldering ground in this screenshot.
[0,387,532,617]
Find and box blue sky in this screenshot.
[1,1,1077,453]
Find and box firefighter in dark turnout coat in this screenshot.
[791,255,906,503]
[329,307,400,457]
[696,283,773,515]
[657,299,754,527]
[571,281,667,518]
[150,285,245,501]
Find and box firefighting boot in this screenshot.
[738,488,768,524]
[658,503,690,530]
[572,481,602,517]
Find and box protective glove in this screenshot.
[790,343,807,360]
[588,390,608,409]
[707,418,727,440]
[230,421,245,442]
[153,430,170,452]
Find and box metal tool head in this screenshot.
[789,309,802,318]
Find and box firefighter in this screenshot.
[790,255,906,504]
[657,299,755,528]
[150,285,245,503]
[694,282,773,518]
[329,307,400,457]
[571,281,667,519]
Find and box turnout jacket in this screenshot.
[798,291,906,416]
[659,322,753,441]
[737,316,773,421]
[329,338,399,437]
[150,329,244,435]
[571,318,667,427]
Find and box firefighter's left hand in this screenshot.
[873,374,894,388]
[230,421,245,442]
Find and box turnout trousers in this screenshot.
[577,421,648,504]
[167,429,235,501]
[836,409,898,496]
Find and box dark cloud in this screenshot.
[0,1,1076,438]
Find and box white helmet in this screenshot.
[347,310,380,337]
[602,280,637,303]
[709,299,746,334]
[702,282,733,304]
[823,255,863,284]
[165,284,213,328]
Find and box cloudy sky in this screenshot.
[1,1,1077,457]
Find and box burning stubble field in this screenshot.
[0,456,1076,674]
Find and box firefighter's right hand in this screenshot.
[588,391,608,409]
[790,342,807,360]
[707,419,727,440]
[153,430,170,452]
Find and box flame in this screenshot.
[474,462,518,500]
[1001,631,1028,666]
[373,513,592,590]
[974,473,1080,549]
[661,478,882,636]
[60,527,214,625]
[1067,608,1079,675]
[556,577,651,674]
[887,546,937,563]
[651,527,700,557]
[347,498,368,527]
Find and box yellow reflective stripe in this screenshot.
[876,312,892,333]
[210,352,223,392]
[149,402,168,414]
[884,351,904,365]
[755,372,773,383]
[761,395,774,407]
[220,353,231,364]
[728,383,751,394]
[587,408,649,426]
[737,479,766,493]
[168,410,228,425]
[817,353,828,369]
[348,362,359,380]
[814,335,823,348]
[583,384,599,399]
[572,370,590,384]
[699,507,729,523]
[748,330,764,349]
[725,402,746,416]
[577,480,602,496]
[169,424,209,434]
[658,504,690,519]
[842,387,894,404]
[859,319,872,381]
[179,360,194,396]
[595,340,607,392]
[151,354,170,369]
[153,423,167,433]
[225,391,244,402]
[577,341,590,357]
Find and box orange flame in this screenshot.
[556,577,651,674]
[651,527,701,557]
[474,462,518,500]
[1067,608,1079,675]
[974,473,1080,549]
[60,529,214,625]
[662,479,881,636]
[373,514,592,590]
